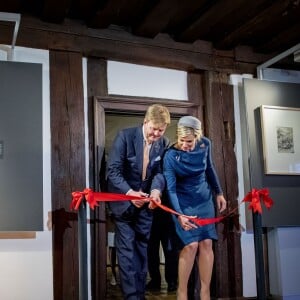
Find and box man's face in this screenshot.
[144,120,167,143]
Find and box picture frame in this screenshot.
[260,105,300,175]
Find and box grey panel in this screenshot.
[0,60,43,231]
[242,78,300,227]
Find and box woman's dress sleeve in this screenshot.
[163,151,184,215]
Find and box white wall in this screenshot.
[0,47,53,300]
[107,60,188,100]
[230,74,257,297]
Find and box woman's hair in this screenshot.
[144,104,171,126]
[177,125,203,141]
[176,115,203,141]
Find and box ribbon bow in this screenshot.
[71,188,94,210]
[242,188,274,214]
[70,188,149,210]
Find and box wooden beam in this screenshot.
[50,50,85,300]
[133,0,178,38]
[0,232,36,239]
[216,0,300,52]
[256,22,300,54]
[89,0,150,28]
[94,95,197,115]
[42,0,71,23]
[177,0,245,42]
[0,15,262,74]
[203,71,242,297]
[87,58,108,300]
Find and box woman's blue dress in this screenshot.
[163,137,223,247]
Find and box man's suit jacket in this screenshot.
[107,125,169,216]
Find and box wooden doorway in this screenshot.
[91,96,196,299]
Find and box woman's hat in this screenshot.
[178,116,201,130]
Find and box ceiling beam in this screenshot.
[42,0,71,22]
[216,0,300,52]
[0,15,270,73]
[132,0,178,38]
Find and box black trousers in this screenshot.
[147,209,179,286]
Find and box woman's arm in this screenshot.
[163,151,184,214]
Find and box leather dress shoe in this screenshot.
[167,282,177,293]
[146,280,161,291]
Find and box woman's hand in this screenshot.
[148,189,161,209]
[178,215,198,231]
[216,194,227,213]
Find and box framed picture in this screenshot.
[260,105,300,175]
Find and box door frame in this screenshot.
[94,95,197,188]
[91,95,197,299]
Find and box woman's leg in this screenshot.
[197,239,214,300]
[177,242,198,300]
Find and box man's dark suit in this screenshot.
[107,125,168,300]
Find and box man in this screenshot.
[107,104,171,300]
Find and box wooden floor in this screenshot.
[106,265,177,300]
[105,266,257,300]
[106,283,177,300]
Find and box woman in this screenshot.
[163,116,226,300]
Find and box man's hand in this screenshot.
[127,190,149,208]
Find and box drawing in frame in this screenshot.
[260,105,300,175]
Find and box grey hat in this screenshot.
[178,116,201,130]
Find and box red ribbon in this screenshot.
[71,188,226,226]
[71,188,148,210]
[153,201,225,226]
[242,188,274,214]
[71,187,273,226]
